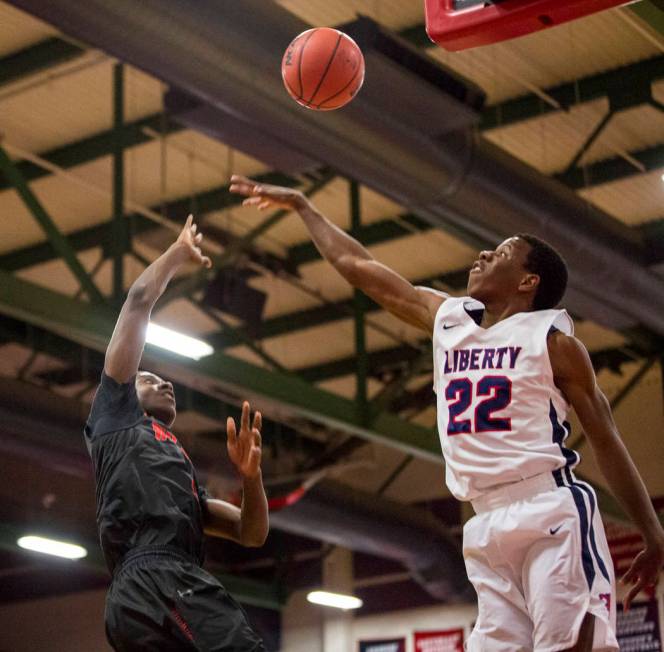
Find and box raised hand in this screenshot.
[229,174,306,212]
[226,401,262,480]
[621,538,664,610]
[176,214,212,268]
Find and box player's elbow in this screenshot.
[241,523,269,548]
[126,281,153,308]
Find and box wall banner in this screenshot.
[616,599,662,652]
[414,628,464,652]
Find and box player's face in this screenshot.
[467,237,536,305]
[136,371,176,427]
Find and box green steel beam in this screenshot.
[556,144,664,190]
[208,268,469,349]
[112,63,126,304]
[0,270,441,460]
[0,112,183,193]
[350,180,368,420]
[398,22,664,130]
[289,213,431,267]
[0,216,153,271]
[157,172,333,308]
[298,343,424,384]
[480,55,664,130]
[0,171,295,272]
[629,0,664,37]
[0,315,325,459]
[0,146,105,304]
[0,37,84,89]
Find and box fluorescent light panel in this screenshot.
[307,590,363,610]
[17,535,87,560]
[146,322,213,360]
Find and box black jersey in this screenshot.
[85,373,208,573]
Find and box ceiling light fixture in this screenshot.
[146,322,213,360]
[306,590,363,610]
[17,535,87,560]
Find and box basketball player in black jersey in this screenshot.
[85,216,268,651]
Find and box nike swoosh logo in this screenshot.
[549,525,563,535]
[443,324,459,330]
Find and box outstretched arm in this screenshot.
[203,402,268,547]
[104,216,211,383]
[549,332,664,609]
[230,175,444,335]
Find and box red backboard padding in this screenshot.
[425,0,631,51]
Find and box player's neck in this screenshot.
[480,296,531,328]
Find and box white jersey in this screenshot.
[431,294,577,501]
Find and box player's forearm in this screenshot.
[105,244,191,382]
[591,434,663,543]
[238,472,269,547]
[127,242,190,308]
[295,196,373,274]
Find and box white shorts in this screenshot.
[464,471,619,652]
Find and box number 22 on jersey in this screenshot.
[445,375,512,435]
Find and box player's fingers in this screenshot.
[191,221,197,235]
[202,255,212,269]
[252,410,262,433]
[624,578,646,611]
[184,214,193,230]
[230,174,254,186]
[621,559,639,585]
[192,246,205,263]
[259,201,271,210]
[226,416,237,442]
[195,232,203,244]
[242,197,262,207]
[230,183,254,196]
[252,428,262,448]
[241,401,250,433]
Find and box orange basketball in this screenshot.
[281,28,365,111]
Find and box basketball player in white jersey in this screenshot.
[230,175,664,652]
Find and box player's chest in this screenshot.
[136,420,193,466]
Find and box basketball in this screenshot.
[281,28,365,111]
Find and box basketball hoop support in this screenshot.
[425,0,633,51]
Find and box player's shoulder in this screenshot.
[547,329,592,376]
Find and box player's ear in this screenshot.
[519,272,540,294]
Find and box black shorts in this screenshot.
[105,546,266,652]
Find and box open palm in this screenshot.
[227,401,262,480]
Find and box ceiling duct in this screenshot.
[270,480,471,602]
[8,0,660,334]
